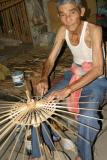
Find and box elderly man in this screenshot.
[31,0,107,160]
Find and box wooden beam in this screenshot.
[0,0,23,11]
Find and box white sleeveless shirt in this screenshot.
[65,21,92,65]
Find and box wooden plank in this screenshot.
[3,0,12,38]
[0,0,11,3]
[0,3,8,34]
[0,0,23,11]
[16,2,25,41]
[9,5,20,39]
[20,1,32,42]
[19,1,29,42]
[5,0,15,38]
[12,5,22,40]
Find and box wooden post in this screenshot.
[42,0,51,32]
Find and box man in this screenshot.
[34,0,107,160]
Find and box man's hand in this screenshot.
[47,87,71,101]
[36,78,48,96]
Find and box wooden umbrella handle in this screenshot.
[25,80,31,102]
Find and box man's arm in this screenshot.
[42,26,65,79]
[36,26,65,96]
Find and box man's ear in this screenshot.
[57,13,60,18]
[81,7,85,17]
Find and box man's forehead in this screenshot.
[58,4,80,14]
[59,7,78,12]
[58,3,77,11]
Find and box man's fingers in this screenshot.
[47,92,57,101]
[41,88,44,97]
[44,86,48,95]
[47,90,66,102]
[36,80,48,97]
[37,84,48,97]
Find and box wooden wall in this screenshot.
[0,0,32,43]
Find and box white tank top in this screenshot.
[65,21,92,65]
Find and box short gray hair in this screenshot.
[56,0,85,8]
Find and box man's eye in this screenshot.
[60,14,65,17]
[70,11,76,14]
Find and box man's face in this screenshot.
[58,3,84,32]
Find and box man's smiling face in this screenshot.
[58,3,85,32]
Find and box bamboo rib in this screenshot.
[37,113,63,160]
[0,125,18,157]
[0,105,27,125]
[38,107,90,144]
[53,111,100,131]
[1,93,105,160]
[8,126,25,160]
[54,108,103,121]
[35,125,43,157]
[22,124,30,160]
[8,110,30,160]
[38,102,102,111]
[1,111,28,140]
[39,109,64,139]
[39,106,98,134]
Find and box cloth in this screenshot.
[67,62,92,113]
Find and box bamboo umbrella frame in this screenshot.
[0,84,105,160]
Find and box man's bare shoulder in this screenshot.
[87,22,102,35]
[56,26,66,40]
[58,25,66,33]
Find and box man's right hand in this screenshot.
[36,78,48,96]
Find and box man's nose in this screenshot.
[66,15,72,23]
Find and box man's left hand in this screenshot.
[47,87,71,101]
